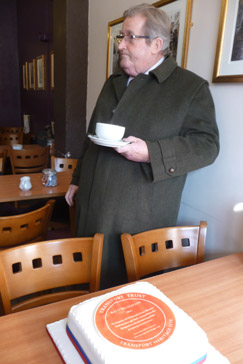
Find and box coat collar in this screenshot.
[150,56,178,83]
[110,56,178,98]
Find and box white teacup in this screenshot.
[95,123,125,141]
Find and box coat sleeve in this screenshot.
[146,83,220,182]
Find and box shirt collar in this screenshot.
[127,56,165,85]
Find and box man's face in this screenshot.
[118,15,157,77]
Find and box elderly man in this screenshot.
[66,4,219,289]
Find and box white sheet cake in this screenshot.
[66,282,209,364]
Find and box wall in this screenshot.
[0,0,21,125]
[53,0,88,158]
[88,0,243,259]
[17,0,53,137]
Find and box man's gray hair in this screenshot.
[123,3,171,55]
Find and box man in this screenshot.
[65,4,219,289]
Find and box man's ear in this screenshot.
[152,37,163,54]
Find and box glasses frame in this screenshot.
[115,34,150,44]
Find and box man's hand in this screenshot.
[114,136,150,163]
[65,184,79,206]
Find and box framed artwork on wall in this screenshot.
[50,51,54,89]
[154,0,193,68]
[106,17,123,78]
[213,0,243,83]
[36,55,46,90]
[22,62,29,90]
[106,0,193,78]
[28,60,36,90]
[22,64,26,89]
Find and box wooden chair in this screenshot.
[0,199,55,249]
[121,221,207,282]
[0,233,104,314]
[0,149,8,174]
[51,155,78,237]
[51,155,78,172]
[0,128,23,145]
[9,145,49,174]
[0,127,23,134]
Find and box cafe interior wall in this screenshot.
[88,0,243,260]
[0,0,88,158]
[0,0,21,125]
[17,0,54,139]
[0,0,53,137]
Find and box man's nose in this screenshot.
[118,38,126,50]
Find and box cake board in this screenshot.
[47,318,230,364]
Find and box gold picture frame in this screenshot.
[213,0,243,83]
[50,51,54,89]
[22,64,26,90]
[28,60,36,90]
[106,0,193,78]
[36,55,46,90]
[22,62,29,90]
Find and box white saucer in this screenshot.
[88,134,130,148]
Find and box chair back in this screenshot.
[0,199,55,249]
[0,132,23,146]
[9,146,49,174]
[121,221,207,282]
[0,233,104,314]
[0,127,23,134]
[51,155,78,172]
[0,127,23,146]
[0,149,8,174]
[51,155,78,237]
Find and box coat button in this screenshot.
[169,168,175,173]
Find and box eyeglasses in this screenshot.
[115,34,150,46]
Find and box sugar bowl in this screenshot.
[42,168,57,187]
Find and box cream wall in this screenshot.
[88,0,243,259]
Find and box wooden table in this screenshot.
[0,253,242,363]
[0,171,72,202]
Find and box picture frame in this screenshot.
[28,60,36,90]
[50,51,54,89]
[36,55,46,90]
[154,0,193,68]
[213,0,243,83]
[106,17,123,78]
[22,62,29,90]
[106,0,193,78]
[22,64,26,90]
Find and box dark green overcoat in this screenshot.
[71,56,219,289]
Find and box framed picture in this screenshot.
[22,64,26,89]
[28,60,36,90]
[106,17,123,78]
[154,0,193,68]
[22,62,29,90]
[106,0,193,78]
[50,51,54,89]
[36,55,46,90]
[213,0,243,83]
